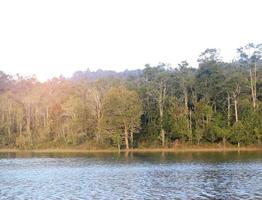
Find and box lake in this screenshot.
[0,151,262,199]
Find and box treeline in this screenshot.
[1,43,262,149]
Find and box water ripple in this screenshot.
[0,152,262,199]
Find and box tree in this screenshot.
[196,49,225,107]
[140,64,172,147]
[170,97,191,143]
[213,113,231,147]
[238,43,262,110]
[198,48,222,64]
[194,100,213,144]
[101,86,142,150]
[176,61,195,143]
[1,44,262,149]
[0,71,12,94]
[231,121,246,148]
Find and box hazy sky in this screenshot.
[0,0,261,81]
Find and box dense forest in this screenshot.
[1,43,262,150]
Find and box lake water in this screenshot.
[0,151,262,199]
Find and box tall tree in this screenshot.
[101,86,142,150]
[238,43,262,110]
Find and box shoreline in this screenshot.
[1,147,262,153]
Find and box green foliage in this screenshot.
[231,121,246,146]
[169,98,190,142]
[1,44,262,149]
[101,86,143,149]
[212,113,231,145]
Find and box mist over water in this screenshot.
[0,152,262,199]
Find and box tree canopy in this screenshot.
[1,43,262,149]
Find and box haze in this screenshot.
[0,0,261,81]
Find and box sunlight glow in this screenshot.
[0,0,261,81]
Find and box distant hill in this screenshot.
[71,69,143,81]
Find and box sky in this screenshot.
[0,0,261,81]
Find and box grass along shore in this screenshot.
[1,146,262,153]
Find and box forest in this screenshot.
[1,43,262,150]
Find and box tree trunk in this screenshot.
[249,61,257,111]
[96,117,102,143]
[184,88,188,109]
[25,103,32,146]
[189,109,192,143]
[197,138,200,145]
[223,137,226,148]
[124,125,129,150]
[117,141,120,152]
[250,68,256,110]
[130,131,134,149]
[7,102,12,144]
[159,80,166,147]
[254,62,257,110]
[184,89,192,143]
[8,127,11,144]
[46,106,49,129]
[160,129,165,147]
[19,123,22,136]
[160,100,165,147]
[233,93,238,123]
[227,92,230,127]
[43,113,46,128]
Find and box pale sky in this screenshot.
[0,0,261,81]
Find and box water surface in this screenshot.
[0,151,262,199]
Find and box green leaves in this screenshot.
[101,86,143,149]
[2,44,262,149]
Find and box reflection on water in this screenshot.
[1,151,262,199]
